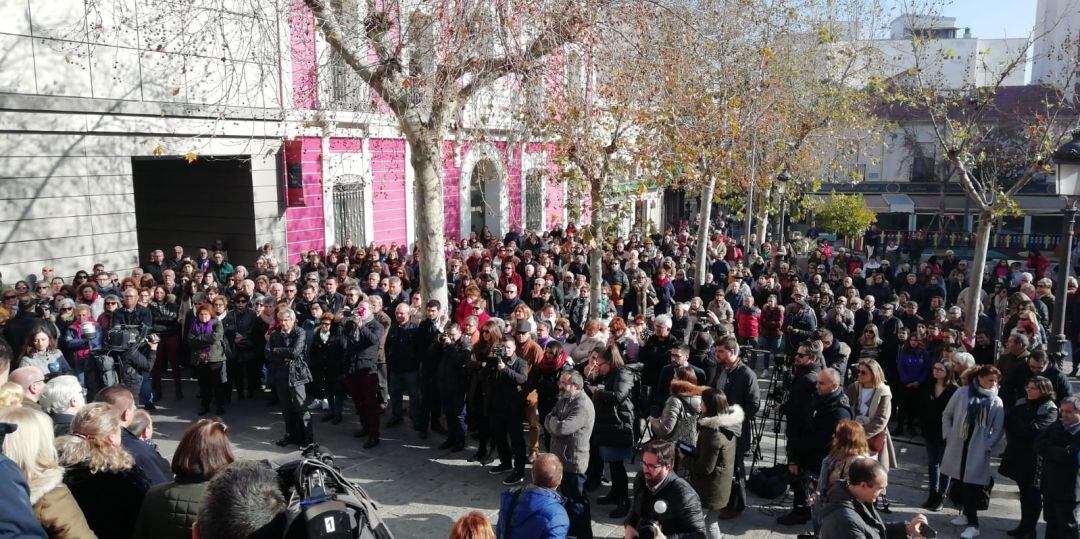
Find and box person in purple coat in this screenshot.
[896,334,931,436]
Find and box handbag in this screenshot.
[748,465,790,499]
[947,477,993,511]
[867,431,885,455]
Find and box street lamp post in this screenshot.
[776,171,792,244]
[1048,130,1080,367]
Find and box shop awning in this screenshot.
[881,194,915,213]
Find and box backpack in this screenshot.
[667,397,699,447]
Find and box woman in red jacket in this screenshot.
[758,294,784,373]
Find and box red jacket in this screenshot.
[736,306,761,339]
[760,305,784,338]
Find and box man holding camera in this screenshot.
[818,458,930,538]
[342,301,386,449]
[624,439,706,539]
[436,322,471,451]
[485,334,529,486]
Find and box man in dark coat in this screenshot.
[485,334,529,486]
[818,458,928,539]
[265,308,314,448]
[817,328,852,383]
[624,439,707,538]
[1036,395,1080,538]
[435,322,471,451]
[779,364,853,525]
[385,303,420,429]
[1002,351,1072,409]
[712,335,760,517]
[342,301,386,449]
[97,385,172,485]
[415,300,447,438]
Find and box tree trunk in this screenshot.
[694,176,716,296]
[589,180,604,319]
[965,208,994,335]
[407,136,449,311]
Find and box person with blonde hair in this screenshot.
[0,406,94,538]
[845,358,897,511]
[56,402,151,539]
[0,381,25,408]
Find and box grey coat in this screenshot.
[941,384,1005,486]
[544,389,595,475]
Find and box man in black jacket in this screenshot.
[97,385,172,485]
[385,303,420,429]
[817,328,852,383]
[779,365,853,525]
[777,341,822,525]
[1003,350,1072,408]
[1037,395,1080,538]
[783,285,818,359]
[435,322,471,451]
[415,300,447,438]
[265,308,314,448]
[713,335,760,517]
[485,334,529,486]
[818,458,928,539]
[624,439,706,538]
[342,301,386,449]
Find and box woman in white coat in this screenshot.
[941,364,1005,539]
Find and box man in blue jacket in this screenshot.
[496,453,569,539]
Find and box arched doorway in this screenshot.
[459,144,509,238]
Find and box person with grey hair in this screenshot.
[193,460,287,539]
[343,300,386,449]
[39,374,85,436]
[265,308,313,448]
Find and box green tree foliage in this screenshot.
[812,193,876,239]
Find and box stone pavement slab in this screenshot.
[147,381,1024,538]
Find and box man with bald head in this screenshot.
[9,366,45,410]
[777,367,853,526]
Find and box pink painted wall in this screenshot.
[370,138,408,245]
[526,143,565,231]
[284,137,325,263]
[289,0,318,110]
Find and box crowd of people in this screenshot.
[0,218,1077,538]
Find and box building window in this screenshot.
[332,179,366,245]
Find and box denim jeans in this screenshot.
[758,336,782,369]
[440,389,467,445]
[925,440,949,495]
[139,373,154,406]
[388,370,422,427]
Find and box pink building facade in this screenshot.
[281,2,567,264]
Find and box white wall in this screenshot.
[1032,0,1080,97]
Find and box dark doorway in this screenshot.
[132,157,258,266]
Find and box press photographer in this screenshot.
[483,334,528,486]
[623,439,706,539]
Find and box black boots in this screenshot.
[921,493,944,511]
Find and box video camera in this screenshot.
[272,445,394,539]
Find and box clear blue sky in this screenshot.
[889,0,1037,38]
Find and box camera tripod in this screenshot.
[750,350,791,471]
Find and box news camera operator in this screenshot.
[623,439,707,539]
[484,333,529,486]
[776,340,822,525]
[342,301,386,449]
[265,308,314,448]
[435,322,472,452]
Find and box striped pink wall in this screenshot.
[370,138,408,245]
[284,137,325,263]
[289,0,318,110]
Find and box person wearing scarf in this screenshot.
[185,305,227,416]
[941,365,1004,539]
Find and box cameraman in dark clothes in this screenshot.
[484,333,529,486]
[624,439,707,538]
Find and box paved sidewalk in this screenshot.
[147,380,1024,538]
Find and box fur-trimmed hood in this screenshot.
[697,404,745,430]
[28,466,64,505]
[671,379,704,398]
